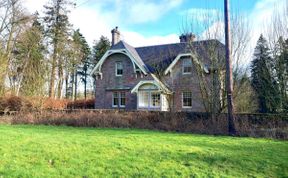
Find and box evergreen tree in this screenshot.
[73,29,90,100]
[43,0,73,98]
[91,36,110,64]
[275,37,288,111]
[14,14,47,96]
[251,35,280,113]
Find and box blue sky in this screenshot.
[24,0,286,49]
[121,0,257,37]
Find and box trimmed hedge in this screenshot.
[4,110,287,140]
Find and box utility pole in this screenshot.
[224,0,236,135]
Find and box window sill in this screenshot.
[112,105,125,108]
[182,106,192,108]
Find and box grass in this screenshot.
[0,125,287,178]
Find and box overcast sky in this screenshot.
[22,0,286,51]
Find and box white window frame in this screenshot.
[112,92,119,107]
[115,61,123,76]
[150,92,161,108]
[182,91,192,108]
[119,92,126,107]
[112,91,126,108]
[182,58,192,74]
[138,90,161,109]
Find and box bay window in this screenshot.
[138,90,161,109]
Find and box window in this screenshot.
[116,62,123,76]
[112,92,125,107]
[138,91,161,109]
[182,58,192,74]
[151,92,160,107]
[113,92,119,107]
[120,92,125,107]
[138,91,149,107]
[182,91,192,107]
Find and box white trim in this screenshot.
[131,81,161,94]
[164,53,191,75]
[90,49,147,76]
[164,53,209,75]
[115,61,123,76]
[112,92,118,107]
[112,91,126,108]
[137,90,161,110]
[182,58,192,74]
[182,91,192,108]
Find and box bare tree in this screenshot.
[180,5,253,115]
[0,0,30,95]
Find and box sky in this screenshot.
[23,0,286,52]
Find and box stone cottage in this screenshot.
[91,27,225,111]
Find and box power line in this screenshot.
[75,0,92,8]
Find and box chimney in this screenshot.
[111,26,120,46]
[179,33,196,43]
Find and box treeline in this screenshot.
[251,35,288,113]
[0,0,110,100]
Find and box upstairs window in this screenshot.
[116,61,123,76]
[182,91,192,108]
[182,58,192,74]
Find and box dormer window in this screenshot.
[182,58,192,74]
[116,61,123,76]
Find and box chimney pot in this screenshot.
[111,26,120,46]
[179,33,196,43]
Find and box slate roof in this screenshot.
[110,40,225,73]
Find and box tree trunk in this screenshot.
[49,42,58,98]
[74,70,77,101]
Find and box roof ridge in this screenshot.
[134,39,218,49]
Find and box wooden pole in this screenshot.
[224,0,236,135]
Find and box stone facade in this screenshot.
[95,53,153,110]
[92,27,225,112]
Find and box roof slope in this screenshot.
[110,40,225,73]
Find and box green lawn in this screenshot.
[0,125,287,178]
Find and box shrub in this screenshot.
[0,95,32,113]
[5,110,288,140]
[42,98,68,110]
[67,99,95,109]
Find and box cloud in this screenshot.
[123,0,183,24]
[121,31,179,47]
[182,8,221,22]
[249,0,287,46]
[22,0,183,47]
[22,0,47,13]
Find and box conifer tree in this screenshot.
[251,35,280,113]
[14,14,47,96]
[43,0,73,98]
[91,36,110,64]
[275,37,288,111]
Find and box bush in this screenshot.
[42,98,68,110]
[0,95,32,113]
[4,110,288,140]
[67,99,95,109]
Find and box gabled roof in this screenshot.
[91,39,225,76]
[133,39,225,73]
[111,41,148,71]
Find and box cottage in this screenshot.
[91,27,225,111]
